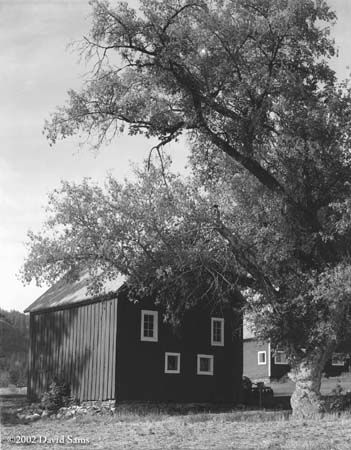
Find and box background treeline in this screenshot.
[0,308,29,387]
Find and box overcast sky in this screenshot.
[1,0,351,312]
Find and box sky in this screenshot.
[1,0,351,312]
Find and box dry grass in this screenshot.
[2,401,351,450]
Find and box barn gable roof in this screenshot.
[24,270,126,313]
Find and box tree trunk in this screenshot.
[288,351,327,418]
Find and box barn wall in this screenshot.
[28,298,118,402]
[271,355,290,379]
[243,339,351,382]
[324,341,351,376]
[116,296,243,403]
[243,340,270,381]
[269,353,351,379]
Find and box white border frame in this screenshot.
[258,351,267,365]
[211,317,224,346]
[164,352,181,374]
[197,354,214,375]
[141,310,158,342]
[274,351,289,365]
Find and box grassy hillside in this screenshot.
[0,309,29,387]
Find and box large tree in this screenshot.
[34,0,351,417]
[22,163,245,322]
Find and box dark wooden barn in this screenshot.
[25,271,243,403]
[243,318,351,381]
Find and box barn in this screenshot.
[243,318,351,382]
[25,271,243,403]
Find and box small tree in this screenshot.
[41,0,351,417]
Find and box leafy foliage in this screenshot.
[29,0,351,414]
[323,384,351,413]
[42,0,351,348]
[21,162,245,323]
[0,309,29,387]
[41,379,75,412]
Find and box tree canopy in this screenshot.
[46,0,343,194]
[22,163,246,323]
[43,0,351,348]
[28,0,351,416]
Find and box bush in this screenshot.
[323,384,351,413]
[41,379,76,412]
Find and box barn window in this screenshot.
[141,310,158,342]
[211,318,224,346]
[165,352,181,374]
[258,351,266,365]
[274,351,288,365]
[197,354,214,375]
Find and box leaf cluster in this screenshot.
[21,162,245,323]
[39,0,351,354]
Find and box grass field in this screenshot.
[2,376,351,450]
[2,397,351,450]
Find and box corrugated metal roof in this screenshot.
[24,270,126,313]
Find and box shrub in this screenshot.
[41,379,76,412]
[323,384,351,413]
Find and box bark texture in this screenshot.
[289,352,327,418]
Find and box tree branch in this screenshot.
[212,205,278,300]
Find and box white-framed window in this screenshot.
[141,310,158,342]
[258,351,267,365]
[164,352,181,374]
[274,351,289,365]
[211,317,224,346]
[331,353,345,366]
[197,354,214,375]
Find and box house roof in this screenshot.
[24,270,126,313]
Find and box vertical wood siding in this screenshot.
[116,297,243,403]
[28,298,118,402]
[243,340,270,381]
